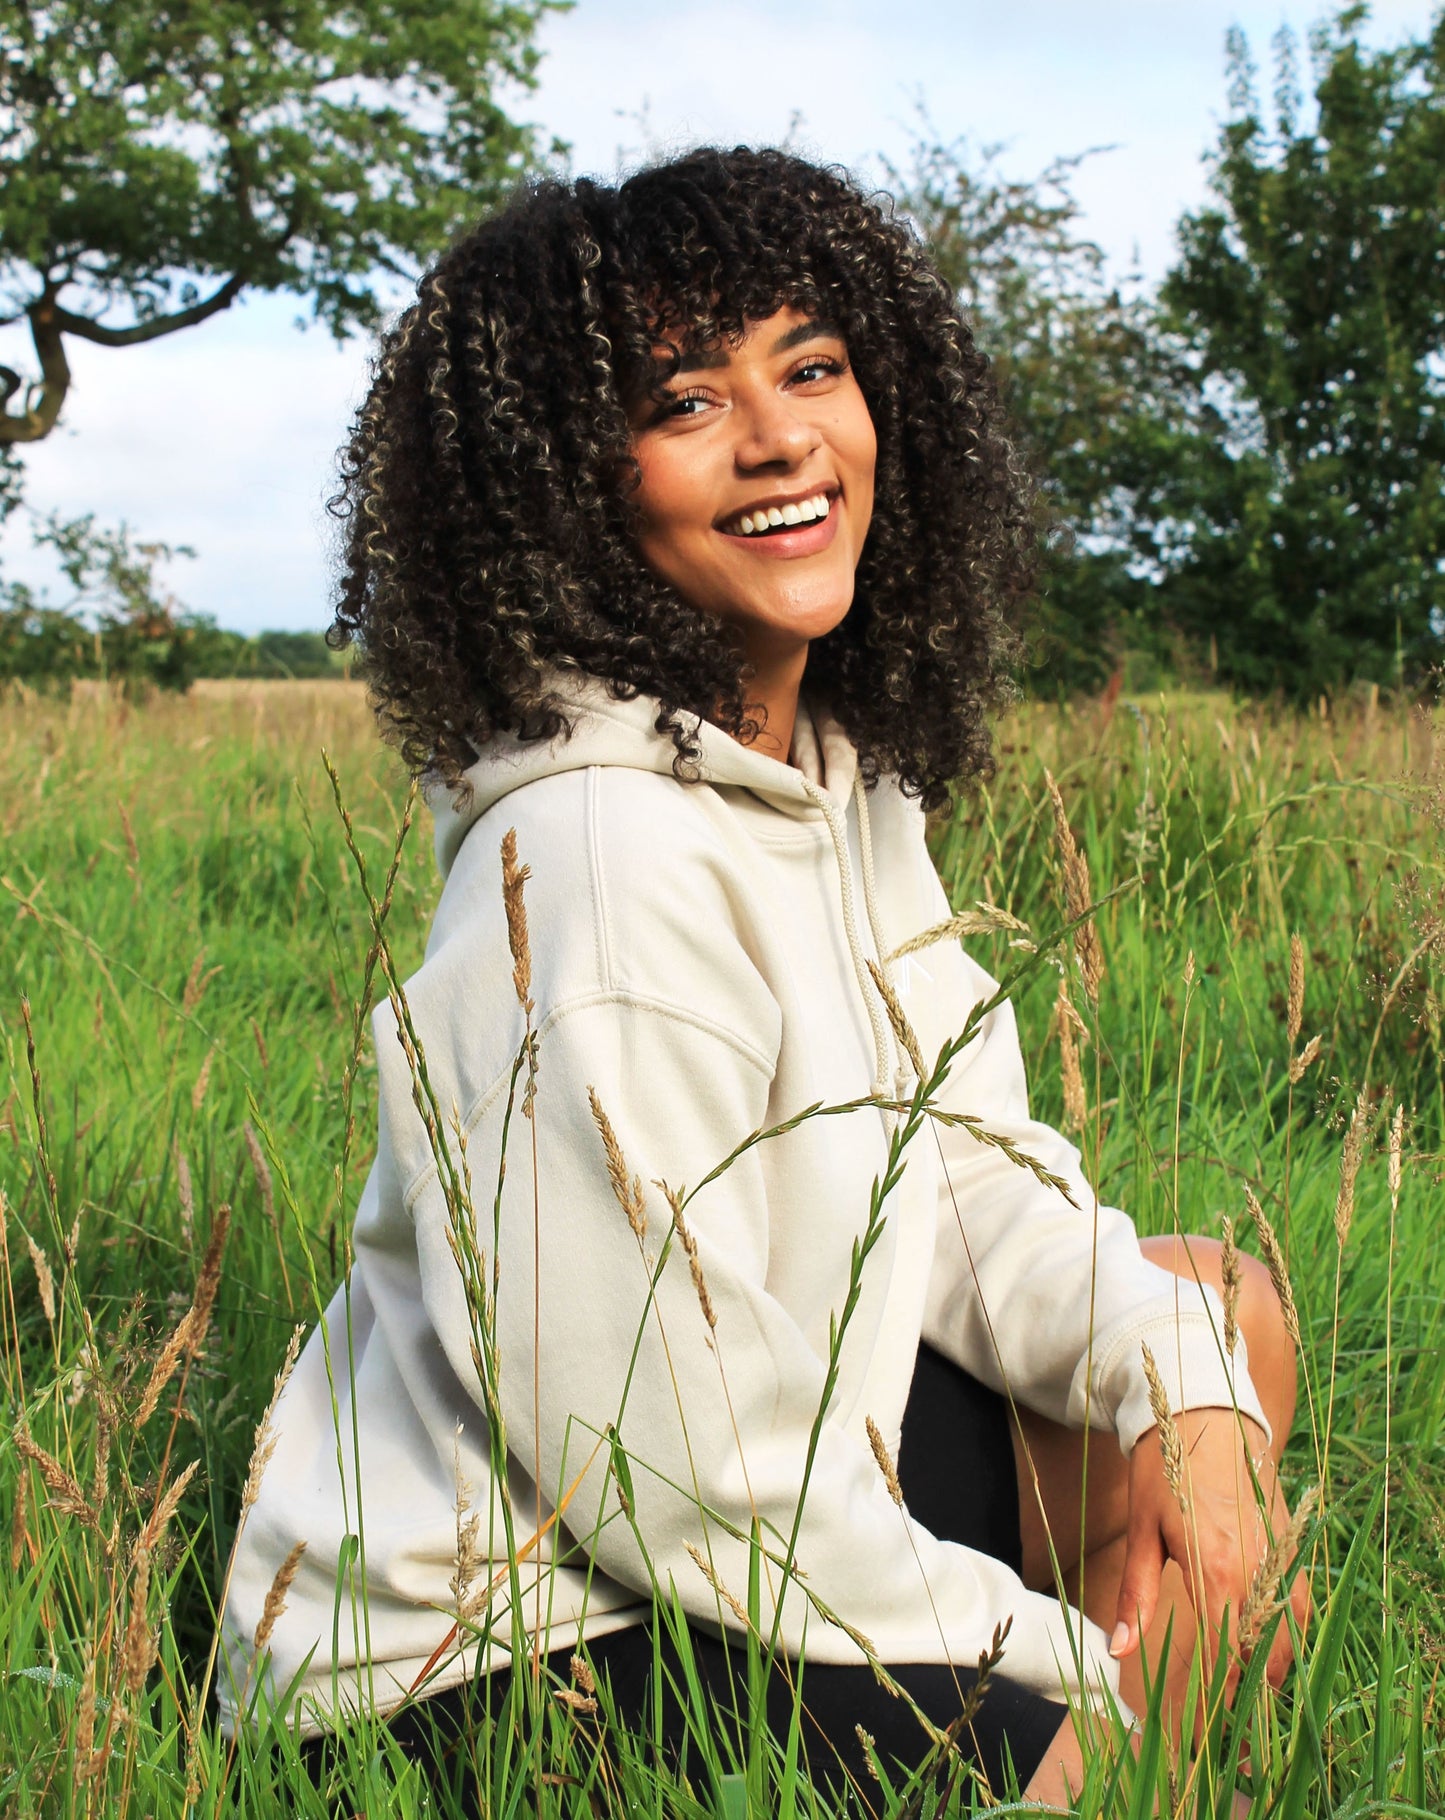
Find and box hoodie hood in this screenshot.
[428,670,859,883]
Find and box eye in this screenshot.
[788,354,846,386]
[654,387,713,423]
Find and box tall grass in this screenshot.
[1,679,1440,1816]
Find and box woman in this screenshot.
[219,148,1304,1806]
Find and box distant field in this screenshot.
[1,679,1440,1817]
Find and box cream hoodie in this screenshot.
[218,674,1266,1736]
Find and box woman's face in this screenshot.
[626,306,876,666]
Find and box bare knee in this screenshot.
[1137,1233,1296,1451]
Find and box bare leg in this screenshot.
[1012,1235,1297,1760]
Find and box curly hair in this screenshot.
[327,146,1039,813]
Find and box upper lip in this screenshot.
[715,484,838,529]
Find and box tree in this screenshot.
[0,0,566,444]
[885,125,1208,692]
[1157,6,1445,696]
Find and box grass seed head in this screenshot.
[22,1229,55,1327]
[500,827,533,1013]
[1244,1184,1301,1348]
[1043,769,1104,1006]
[15,1429,100,1529]
[175,1144,194,1247]
[685,1541,750,1627]
[254,1540,308,1653]
[122,1545,157,1697]
[191,1041,216,1111]
[1388,1100,1405,1215]
[141,1458,200,1551]
[242,1323,305,1511]
[866,1415,904,1507]
[588,1087,647,1243]
[1289,1032,1323,1084]
[1333,1087,1371,1251]
[1220,1213,1242,1359]
[865,957,927,1079]
[242,1123,275,1229]
[1239,1485,1318,1657]
[1054,974,1088,1133]
[1287,933,1305,1044]
[1141,1342,1188,1509]
[570,1653,596,1697]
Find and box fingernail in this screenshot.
[1109,1621,1129,1657]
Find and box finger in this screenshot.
[1112,1522,1166,1660]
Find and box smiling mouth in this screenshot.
[719,490,835,538]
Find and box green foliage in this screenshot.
[885,124,1193,693]
[0,511,347,689]
[0,684,1441,1814]
[0,0,567,443]
[1156,8,1445,697]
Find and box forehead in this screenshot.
[651,307,842,374]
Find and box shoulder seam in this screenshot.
[400,986,777,1211]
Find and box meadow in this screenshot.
[1,677,1440,1818]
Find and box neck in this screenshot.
[732,639,809,766]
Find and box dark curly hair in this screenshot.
[327,146,1038,813]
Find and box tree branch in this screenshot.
[0,293,71,445]
[53,273,245,348]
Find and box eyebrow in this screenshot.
[671,317,841,374]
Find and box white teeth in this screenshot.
[729,493,833,534]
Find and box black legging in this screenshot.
[305,1345,1069,1802]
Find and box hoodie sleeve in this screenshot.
[916,927,1269,1455]
[402,986,1119,1702]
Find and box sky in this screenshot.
[3,0,1439,634]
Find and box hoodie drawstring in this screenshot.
[799,774,908,1130]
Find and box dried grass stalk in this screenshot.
[661,1184,717,1331]
[253,1540,308,1653]
[1054,974,1088,1133]
[22,1229,55,1326]
[1333,1088,1371,1251]
[122,1546,157,1696]
[14,1429,100,1528]
[1043,769,1104,1006]
[1220,1214,1242,1359]
[1287,933,1305,1045]
[1244,1185,1301,1348]
[242,1123,275,1228]
[500,828,533,1013]
[141,1458,200,1551]
[144,1201,230,1423]
[1388,1101,1405,1216]
[685,1541,750,1627]
[1239,1486,1318,1656]
[174,1145,195,1247]
[241,1323,305,1512]
[75,1648,98,1773]
[888,905,1031,960]
[1141,1343,1188,1510]
[1288,1033,1322,1084]
[191,1042,216,1111]
[865,958,927,1079]
[588,1087,647,1243]
[10,1459,28,1571]
[866,1416,904,1508]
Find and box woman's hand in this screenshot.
[1109,1409,1309,1695]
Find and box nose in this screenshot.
[731,383,818,471]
